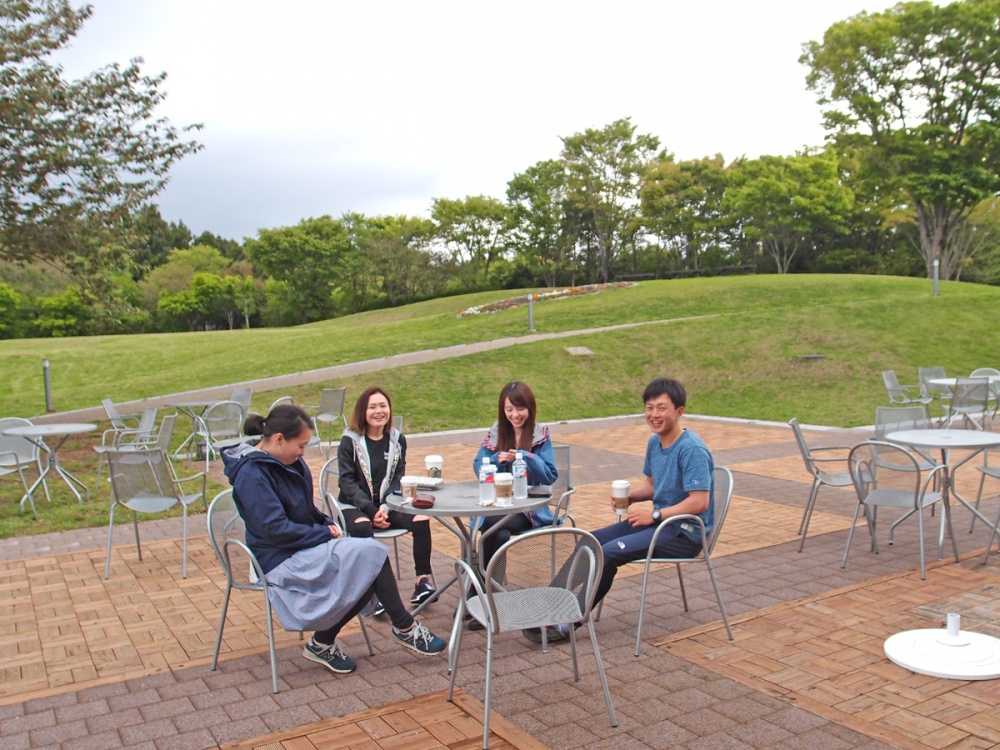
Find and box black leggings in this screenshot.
[478,512,534,573]
[341,506,434,578]
[314,559,413,644]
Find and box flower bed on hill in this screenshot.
[457,282,634,317]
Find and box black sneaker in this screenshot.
[372,598,385,616]
[393,622,446,655]
[303,637,357,674]
[410,578,436,605]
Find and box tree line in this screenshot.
[2,0,999,337]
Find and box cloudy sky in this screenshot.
[55,0,897,242]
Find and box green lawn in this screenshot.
[1,273,995,538]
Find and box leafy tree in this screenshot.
[431,196,508,288]
[140,244,229,308]
[506,160,574,287]
[801,0,1000,280]
[0,1,201,267]
[0,283,25,338]
[367,215,439,306]
[34,284,93,336]
[724,150,853,274]
[246,216,345,323]
[129,204,193,275]
[640,153,731,274]
[561,118,660,281]
[193,230,244,263]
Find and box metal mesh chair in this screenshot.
[843,441,956,580]
[314,387,347,458]
[945,377,993,430]
[0,417,50,518]
[449,527,617,748]
[206,490,375,694]
[882,370,933,408]
[318,457,408,578]
[95,406,159,489]
[918,366,951,421]
[627,466,735,655]
[104,448,206,579]
[789,418,854,552]
[229,387,252,411]
[268,396,294,411]
[195,400,246,470]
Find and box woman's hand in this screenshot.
[372,506,391,529]
[328,524,341,538]
[497,450,516,463]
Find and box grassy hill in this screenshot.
[2,274,994,429]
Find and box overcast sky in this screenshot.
[55,0,897,242]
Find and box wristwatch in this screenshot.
[651,507,661,523]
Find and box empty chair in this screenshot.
[229,387,252,411]
[918,366,951,421]
[104,448,206,579]
[95,406,159,488]
[195,400,246,470]
[945,377,992,430]
[874,406,937,468]
[207,490,375,694]
[789,418,854,552]
[314,387,347,458]
[842,441,956,580]
[882,371,933,408]
[449,527,617,748]
[975,453,1000,564]
[0,417,50,518]
[268,396,294,412]
[971,368,1000,402]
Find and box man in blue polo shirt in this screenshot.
[524,377,714,644]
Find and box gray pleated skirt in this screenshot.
[264,537,388,632]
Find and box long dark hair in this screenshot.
[496,381,537,452]
[244,404,313,440]
[349,386,393,435]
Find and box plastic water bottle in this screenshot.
[479,457,496,503]
[512,451,528,500]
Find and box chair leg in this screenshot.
[263,594,279,693]
[841,503,864,569]
[481,632,494,749]
[211,585,232,671]
[983,497,1000,565]
[917,502,926,580]
[104,504,116,579]
[356,615,375,656]
[798,480,820,552]
[676,563,689,612]
[586,620,618,729]
[181,504,188,580]
[703,556,734,641]
[634,561,654,657]
[971,471,988,534]
[132,510,142,562]
[392,538,401,579]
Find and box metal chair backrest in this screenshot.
[971,368,1000,378]
[207,489,265,591]
[107,448,180,513]
[392,415,403,433]
[550,443,575,525]
[0,417,39,466]
[154,414,177,452]
[874,406,931,439]
[201,400,246,440]
[134,407,158,442]
[102,398,137,430]
[789,418,818,476]
[485,526,602,626]
[849,441,933,499]
[918,366,949,396]
[316,387,346,421]
[952,377,991,412]
[705,466,733,558]
[881,370,905,400]
[268,396,294,412]
[229,387,252,410]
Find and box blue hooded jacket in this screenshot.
[222,442,334,574]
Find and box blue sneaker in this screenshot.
[303,637,357,674]
[410,577,436,605]
[392,622,446,656]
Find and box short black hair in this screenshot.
[642,378,687,409]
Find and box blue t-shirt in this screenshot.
[642,429,714,542]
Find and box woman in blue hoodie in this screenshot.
[222,404,444,676]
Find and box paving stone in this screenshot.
[152,729,216,750]
[28,718,88,747]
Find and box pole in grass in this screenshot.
[933,258,939,298]
[528,294,535,332]
[42,358,54,412]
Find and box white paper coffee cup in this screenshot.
[401,475,419,500]
[424,454,443,478]
[612,480,630,517]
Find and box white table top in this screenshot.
[885,429,1000,450]
[387,481,552,518]
[2,423,96,438]
[929,376,1000,387]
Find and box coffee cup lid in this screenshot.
[401,475,419,485]
[494,472,513,480]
